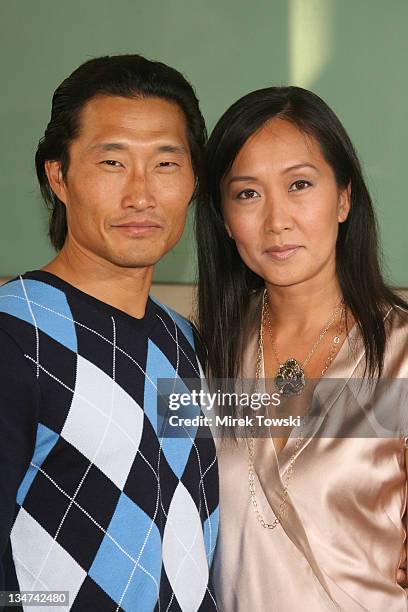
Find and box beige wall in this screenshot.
[150,284,195,319]
[1,279,406,321]
[0,279,195,319]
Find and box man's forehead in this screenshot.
[86,141,189,154]
[81,95,185,124]
[76,95,189,145]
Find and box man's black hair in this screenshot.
[35,54,206,250]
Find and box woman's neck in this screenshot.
[265,275,343,337]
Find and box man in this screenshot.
[0,55,218,611]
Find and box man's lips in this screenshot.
[264,245,302,261]
[111,220,163,235]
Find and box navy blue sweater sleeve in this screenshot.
[0,328,40,595]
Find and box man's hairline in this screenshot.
[56,91,194,180]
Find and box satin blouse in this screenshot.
[213,304,408,611]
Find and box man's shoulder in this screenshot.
[0,272,78,352]
[0,275,28,322]
[0,272,58,309]
[0,271,72,316]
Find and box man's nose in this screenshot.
[121,171,155,210]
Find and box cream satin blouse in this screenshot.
[213,304,408,611]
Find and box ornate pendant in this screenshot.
[275,358,305,397]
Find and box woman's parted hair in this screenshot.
[195,86,407,380]
[36,54,207,250]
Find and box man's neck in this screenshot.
[43,247,153,320]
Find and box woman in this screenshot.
[195,87,408,610]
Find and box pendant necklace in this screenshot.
[248,291,345,530]
[262,289,344,397]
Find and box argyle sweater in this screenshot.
[0,271,219,611]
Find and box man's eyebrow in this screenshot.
[156,144,188,154]
[87,143,188,154]
[87,142,129,152]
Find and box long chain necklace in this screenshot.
[247,291,345,530]
[263,289,344,397]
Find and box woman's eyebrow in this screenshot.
[281,163,319,174]
[227,175,258,185]
[227,163,319,185]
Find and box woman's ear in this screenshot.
[338,182,351,223]
[225,223,234,239]
[45,160,68,206]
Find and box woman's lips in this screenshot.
[264,245,301,261]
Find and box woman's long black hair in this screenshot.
[195,86,407,380]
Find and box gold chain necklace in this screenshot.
[263,289,344,397]
[247,291,345,530]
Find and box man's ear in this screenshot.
[45,160,68,205]
[338,182,351,223]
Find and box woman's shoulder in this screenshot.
[386,302,408,334]
[382,303,408,377]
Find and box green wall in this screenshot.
[1,0,406,285]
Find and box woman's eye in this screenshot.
[236,189,259,200]
[289,180,312,192]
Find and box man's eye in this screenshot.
[158,161,179,168]
[289,180,312,192]
[101,160,123,168]
[236,189,259,200]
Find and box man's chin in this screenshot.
[101,242,176,270]
[105,251,163,269]
[109,258,159,269]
